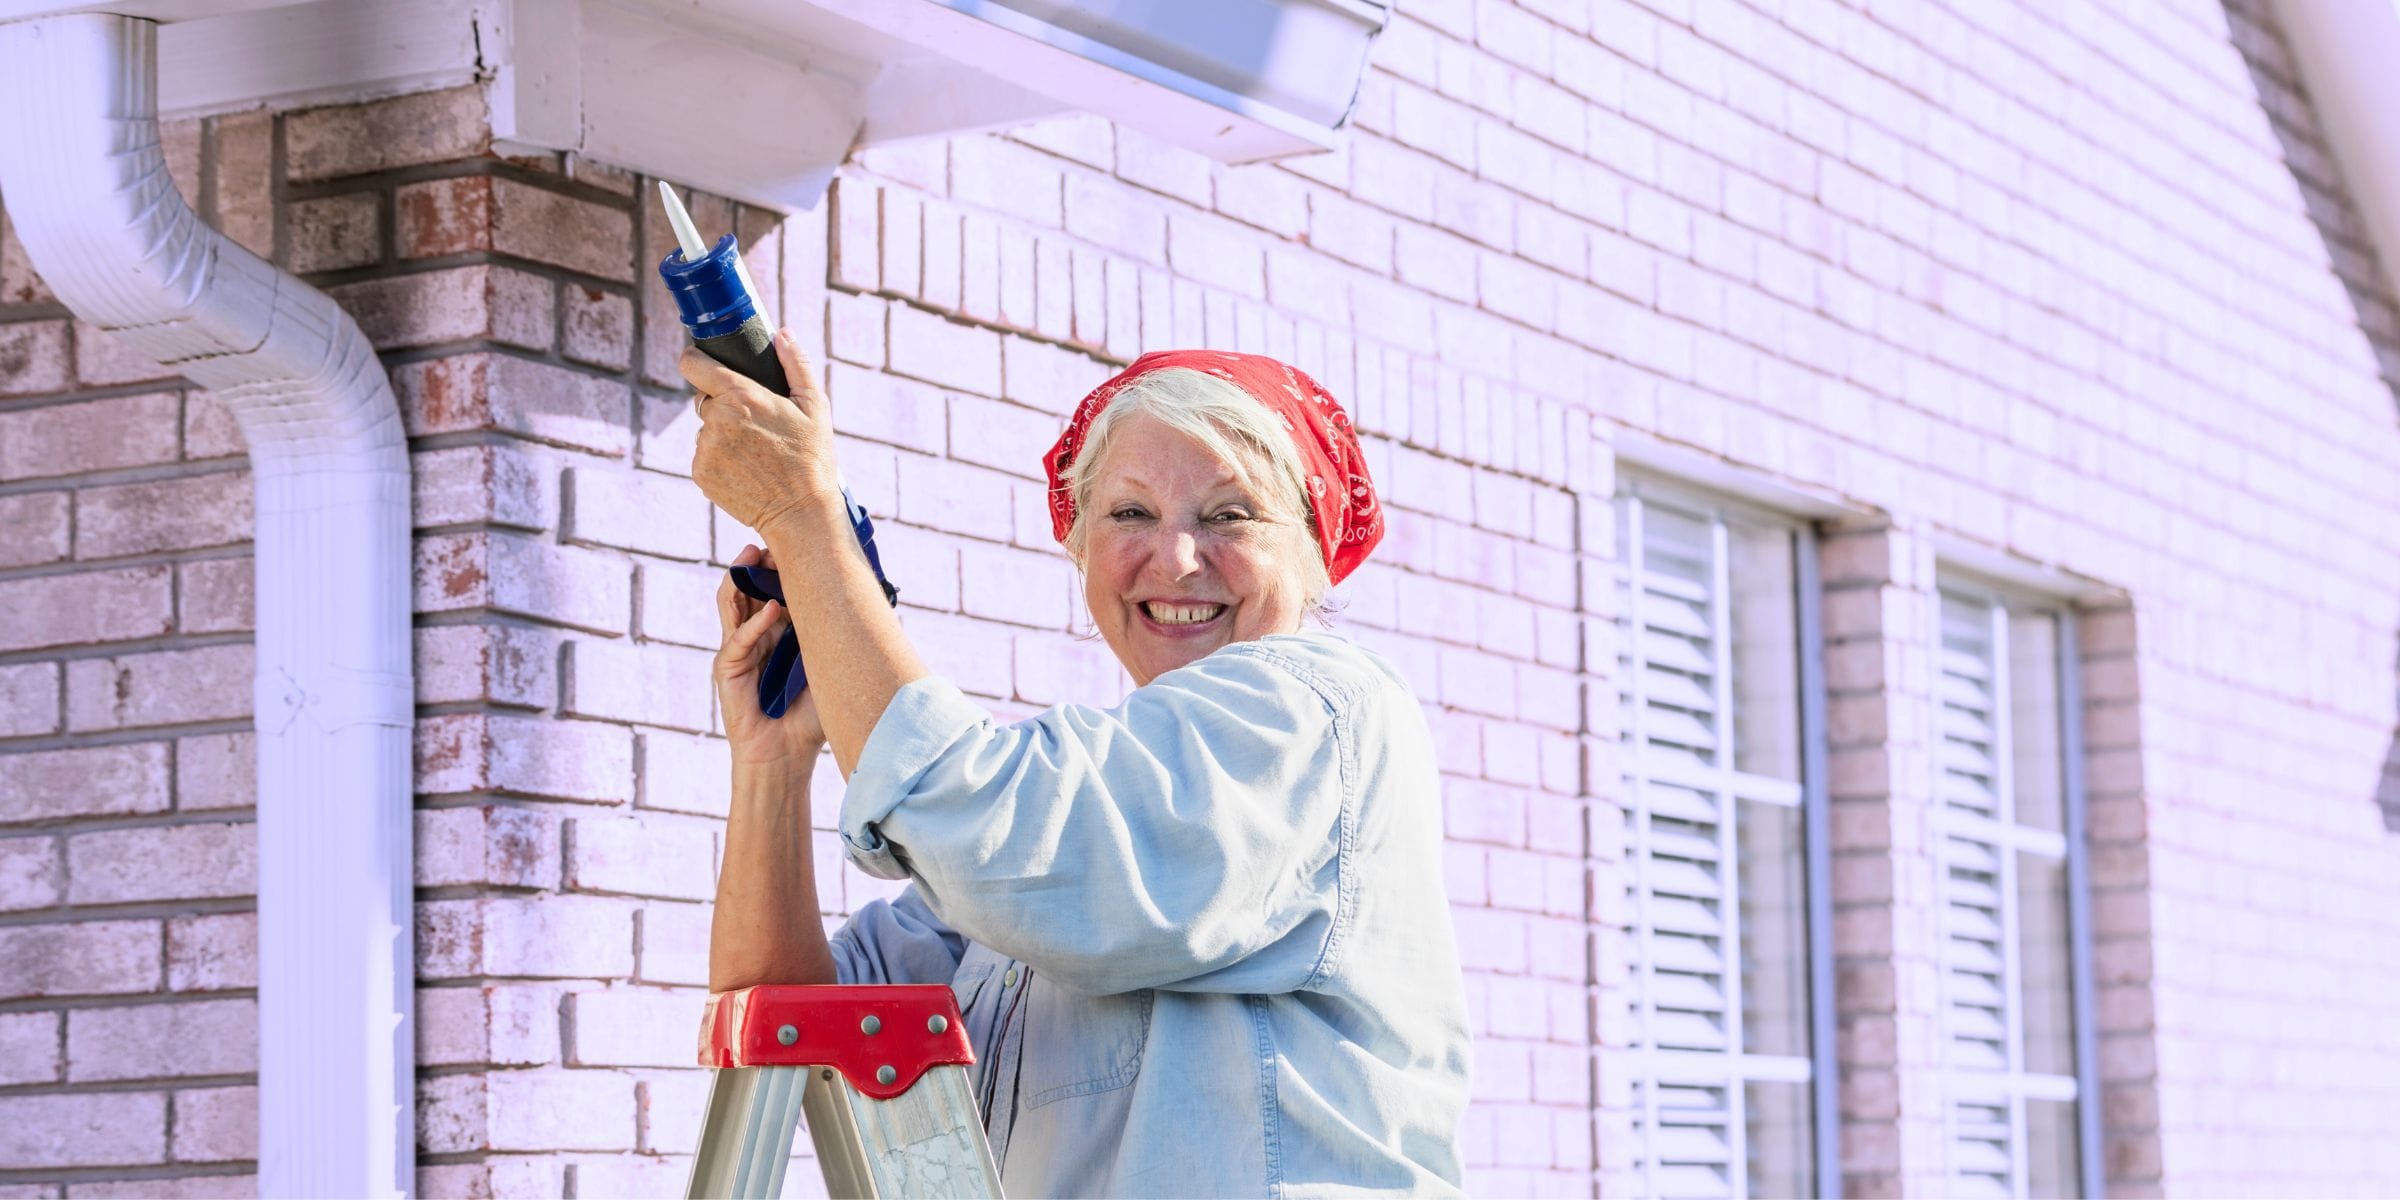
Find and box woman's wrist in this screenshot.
[752,481,845,547]
[730,750,823,795]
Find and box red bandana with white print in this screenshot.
[1043,350,1384,586]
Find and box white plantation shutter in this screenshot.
[1939,594,2013,1088]
[1934,585,2083,1200]
[1617,488,1817,1200]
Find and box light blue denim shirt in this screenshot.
[831,632,1470,1198]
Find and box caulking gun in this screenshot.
[656,182,898,719]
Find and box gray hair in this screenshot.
[1061,366,1333,612]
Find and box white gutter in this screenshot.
[0,14,413,1198]
[2273,0,2400,301]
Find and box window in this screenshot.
[1614,482,1833,1200]
[1932,582,2096,1199]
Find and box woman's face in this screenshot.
[1079,414,1315,687]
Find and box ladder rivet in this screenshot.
[860,1015,881,1035]
[927,1014,948,1034]
[776,1024,798,1046]
[876,1065,897,1086]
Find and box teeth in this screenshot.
[1146,602,1225,625]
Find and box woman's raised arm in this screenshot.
[683,330,931,778]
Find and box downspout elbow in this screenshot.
[0,14,415,1198]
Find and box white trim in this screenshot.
[0,15,415,1197]
[2274,0,2400,299]
[1612,430,1860,520]
[1930,533,2117,605]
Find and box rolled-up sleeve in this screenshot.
[828,885,968,986]
[839,640,1359,996]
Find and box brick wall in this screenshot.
[2,0,2397,1196]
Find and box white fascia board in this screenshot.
[566,0,862,211]
[804,0,1344,162]
[2274,0,2400,298]
[0,0,491,120]
[0,0,306,20]
[160,0,488,117]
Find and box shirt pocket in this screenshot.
[1019,975,1153,1110]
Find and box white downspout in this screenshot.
[0,14,414,1198]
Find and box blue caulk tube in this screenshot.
[656,182,898,719]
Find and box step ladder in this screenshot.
[685,984,1005,1199]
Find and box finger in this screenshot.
[771,329,830,419]
[715,542,770,636]
[716,573,741,637]
[719,598,786,669]
[679,345,754,402]
[758,545,777,570]
[716,570,750,638]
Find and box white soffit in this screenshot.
[0,0,1386,210]
[2273,0,2400,300]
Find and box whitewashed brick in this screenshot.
[416,623,558,708]
[951,136,1064,228]
[1,742,170,822]
[67,998,255,1081]
[0,1092,166,1169]
[174,732,253,812]
[565,987,704,1067]
[636,729,734,818]
[999,335,1112,416]
[636,901,713,986]
[565,814,716,901]
[166,912,254,993]
[66,822,254,905]
[562,639,715,733]
[418,805,562,889]
[415,531,631,634]
[565,467,713,561]
[638,559,729,650]
[416,712,634,803]
[887,305,1003,397]
[170,1085,256,1163]
[0,836,60,911]
[414,442,555,530]
[417,894,636,980]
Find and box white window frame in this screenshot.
[1930,575,2099,1199]
[1615,477,1836,1200]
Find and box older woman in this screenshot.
[685,333,1468,1197]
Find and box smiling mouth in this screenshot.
[1141,601,1227,626]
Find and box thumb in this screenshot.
[772,328,826,411]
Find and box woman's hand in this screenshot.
[684,329,840,535]
[715,543,827,771]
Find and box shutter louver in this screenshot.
[1939,594,2014,1084]
[1937,588,2036,1197]
[1622,499,1739,1195]
[1617,488,1822,1200]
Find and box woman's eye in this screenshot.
[1210,509,1258,525]
[1110,507,1149,521]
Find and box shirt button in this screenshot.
[1004,968,1019,987]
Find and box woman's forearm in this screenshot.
[709,758,839,992]
[761,496,931,777]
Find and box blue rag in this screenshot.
[727,491,898,718]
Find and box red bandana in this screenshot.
[1043,350,1383,586]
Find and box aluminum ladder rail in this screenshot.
[686,984,1004,1199]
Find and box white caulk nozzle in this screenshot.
[660,180,709,262]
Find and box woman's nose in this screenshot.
[1163,527,1203,577]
